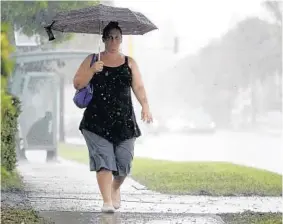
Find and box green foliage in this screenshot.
[59,144,282,196]
[1,96,21,172]
[1,24,15,115]
[1,166,23,190]
[262,0,282,24]
[1,1,99,43]
[1,23,21,171]
[154,14,281,125]
[220,211,282,224]
[195,17,281,89]
[169,17,280,123]
[197,17,281,121]
[1,207,54,224]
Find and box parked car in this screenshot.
[166,109,216,134]
[185,111,216,133]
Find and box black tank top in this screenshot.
[79,56,141,145]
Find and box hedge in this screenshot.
[1,23,21,171]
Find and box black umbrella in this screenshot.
[44,3,158,40]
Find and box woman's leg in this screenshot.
[112,138,135,209]
[97,168,113,206]
[82,129,117,212]
[112,176,126,209]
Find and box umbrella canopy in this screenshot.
[44,3,158,41]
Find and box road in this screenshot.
[66,131,282,174]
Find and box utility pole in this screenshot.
[59,75,65,142]
[173,36,180,54]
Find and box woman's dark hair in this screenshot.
[102,21,122,40]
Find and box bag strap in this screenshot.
[90,53,97,67]
[87,53,97,93]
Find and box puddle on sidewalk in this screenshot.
[40,211,224,224]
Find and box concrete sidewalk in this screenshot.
[17,158,282,223]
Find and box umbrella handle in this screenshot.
[98,21,102,61]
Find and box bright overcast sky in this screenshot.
[113,0,272,53]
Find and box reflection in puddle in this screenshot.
[98,213,121,224]
[97,212,222,224]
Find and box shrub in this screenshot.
[1,23,21,171]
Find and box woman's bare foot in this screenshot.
[101,203,115,213]
[111,188,121,209]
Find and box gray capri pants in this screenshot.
[82,129,135,177]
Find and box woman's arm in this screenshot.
[73,54,103,90]
[129,57,149,109]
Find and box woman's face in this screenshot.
[104,28,122,53]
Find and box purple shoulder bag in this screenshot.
[73,54,97,109]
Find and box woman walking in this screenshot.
[73,21,153,213]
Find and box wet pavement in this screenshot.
[15,151,282,223]
[39,211,225,224]
[18,155,282,206]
